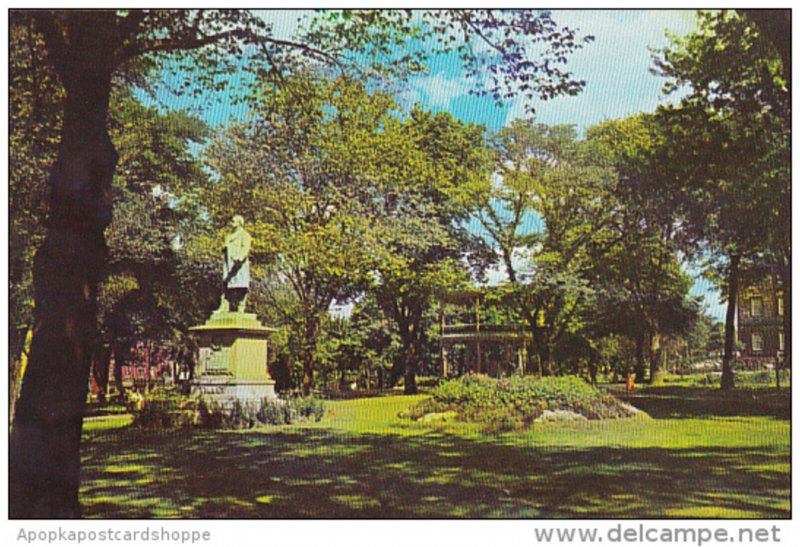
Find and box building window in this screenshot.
[752,333,764,353]
[779,332,785,351]
[750,297,764,317]
[778,297,784,317]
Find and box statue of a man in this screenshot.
[217,215,251,313]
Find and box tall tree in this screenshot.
[653,10,790,389]
[9,9,591,516]
[373,108,492,394]
[477,119,614,374]
[585,116,700,383]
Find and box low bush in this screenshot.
[292,397,326,422]
[201,396,326,428]
[402,374,634,432]
[129,390,326,430]
[129,389,200,430]
[256,399,297,425]
[207,400,260,430]
[415,375,443,388]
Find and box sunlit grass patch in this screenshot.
[80,384,789,518]
[83,414,133,431]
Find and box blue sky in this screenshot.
[146,9,724,320]
[151,10,699,132]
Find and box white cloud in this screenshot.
[504,10,699,131]
[412,72,471,108]
[396,84,425,110]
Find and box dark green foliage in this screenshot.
[291,397,326,422]
[189,396,327,428]
[100,92,213,350]
[403,374,634,431]
[652,10,791,386]
[129,389,199,430]
[255,397,325,425]
[226,401,259,430]
[256,399,297,426]
[196,401,225,429]
[196,399,258,430]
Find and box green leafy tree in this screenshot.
[684,314,725,364]
[584,116,700,384]
[476,119,614,374]
[326,302,397,393]
[653,10,790,389]
[372,108,492,394]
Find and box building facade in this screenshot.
[737,273,784,367]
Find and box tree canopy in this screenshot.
[652,10,790,388]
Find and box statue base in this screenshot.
[189,310,277,409]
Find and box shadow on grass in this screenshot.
[623,386,791,420]
[80,423,790,519]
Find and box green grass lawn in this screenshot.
[80,385,790,518]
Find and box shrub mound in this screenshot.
[401,374,635,432]
[128,389,199,429]
[128,389,325,430]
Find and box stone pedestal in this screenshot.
[190,310,276,408]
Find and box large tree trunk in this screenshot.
[386,303,422,394]
[402,342,419,395]
[648,332,663,385]
[398,320,420,395]
[387,358,404,388]
[91,344,111,404]
[721,254,740,391]
[111,344,128,400]
[634,331,646,381]
[780,257,790,372]
[528,315,553,376]
[503,250,517,283]
[9,52,117,516]
[9,326,32,425]
[302,354,315,396]
[301,316,320,396]
[537,343,553,376]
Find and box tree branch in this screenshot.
[119,24,347,75]
[117,27,245,62]
[453,10,511,61]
